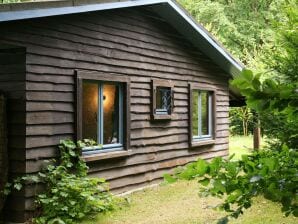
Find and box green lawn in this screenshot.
[229,135,253,160]
[82,136,296,224]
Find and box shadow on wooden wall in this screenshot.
[0,92,8,223]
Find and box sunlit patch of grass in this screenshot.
[82,180,225,224]
[229,135,268,160]
[229,135,253,160]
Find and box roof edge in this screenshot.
[0,0,168,22]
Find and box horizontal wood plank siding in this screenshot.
[0,7,230,222]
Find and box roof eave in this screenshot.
[0,0,168,22]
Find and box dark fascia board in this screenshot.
[0,0,244,96]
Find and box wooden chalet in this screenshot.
[0,0,244,222]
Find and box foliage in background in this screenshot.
[229,106,253,136]
[178,0,285,71]
[255,0,298,146]
[231,0,297,148]
[2,139,114,224]
[179,0,297,145]
[263,0,298,82]
[0,0,21,3]
[178,0,294,141]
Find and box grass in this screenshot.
[82,136,296,224]
[229,135,253,160]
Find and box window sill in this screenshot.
[82,150,132,162]
[191,139,215,148]
[152,114,173,120]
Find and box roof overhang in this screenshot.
[0,0,245,103]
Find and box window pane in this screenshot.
[156,87,171,114]
[103,84,119,145]
[201,91,209,135]
[82,82,98,142]
[192,90,199,136]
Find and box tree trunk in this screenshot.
[253,115,261,150]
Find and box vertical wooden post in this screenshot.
[253,113,261,150]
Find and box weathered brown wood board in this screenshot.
[0,7,229,222]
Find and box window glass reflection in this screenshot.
[156,87,171,114]
[103,84,119,145]
[192,90,199,137]
[82,82,98,141]
[201,92,209,136]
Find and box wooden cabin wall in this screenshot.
[0,47,26,221]
[0,7,230,222]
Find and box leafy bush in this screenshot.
[164,145,298,219]
[3,139,114,224]
[231,69,298,148]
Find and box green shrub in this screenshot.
[3,139,114,224]
[164,145,298,219]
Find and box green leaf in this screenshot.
[179,168,196,180]
[3,188,11,195]
[280,89,292,99]
[195,159,208,176]
[213,180,226,193]
[227,189,242,202]
[241,69,254,81]
[209,157,222,176]
[252,78,261,90]
[228,153,235,161]
[199,178,210,187]
[163,174,177,184]
[226,162,238,177]
[263,157,277,171]
[14,183,22,191]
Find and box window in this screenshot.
[76,71,130,154]
[151,79,174,120]
[82,81,123,150]
[156,86,172,115]
[189,84,216,146]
